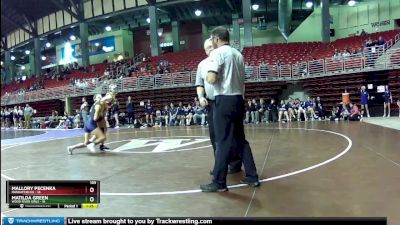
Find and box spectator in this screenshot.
[24,104,34,129]
[333,49,341,60]
[168,103,178,126]
[342,49,351,58]
[126,96,135,128]
[111,101,120,128]
[154,110,164,127]
[176,102,186,126]
[18,106,24,129]
[377,36,385,46]
[341,103,351,120]
[193,102,206,126]
[349,103,361,121]
[314,96,325,120]
[382,85,392,117]
[258,98,267,123]
[185,104,194,126]
[397,99,400,118]
[73,109,82,128]
[360,29,367,36]
[80,97,89,124]
[144,99,154,125]
[278,100,289,122]
[245,99,254,123]
[267,98,278,122]
[161,105,170,127]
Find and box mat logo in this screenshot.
[111,137,210,153]
[7,218,14,224]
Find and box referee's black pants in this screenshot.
[212,95,258,187]
[207,99,242,170]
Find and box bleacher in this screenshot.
[388,70,400,100]
[242,42,323,65]
[133,49,206,76]
[3,30,399,97]
[311,30,400,59]
[302,73,368,110]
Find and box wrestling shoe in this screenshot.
[99,144,109,151]
[67,146,73,155]
[87,143,96,153]
[200,182,228,192]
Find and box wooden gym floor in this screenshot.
[1,121,399,224]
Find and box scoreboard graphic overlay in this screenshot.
[6,180,100,208]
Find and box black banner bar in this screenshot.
[65,217,386,225]
[9,204,83,208]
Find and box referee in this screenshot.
[196,38,242,175]
[200,26,260,192]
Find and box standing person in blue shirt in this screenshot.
[200,26,259,192]
[111,101,120,128]
[144,99,154,125]
[382,85,392,117]
[360,86,371,118]
[126,96,135,128]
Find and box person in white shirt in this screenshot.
[195,38,242,175]
[200,26,259,192]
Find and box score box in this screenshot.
[6,180,100,208]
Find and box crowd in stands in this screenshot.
[103,59,140,79]
[332,36,386,60]
[4,89,400,131]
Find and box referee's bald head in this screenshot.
[204,38,214,56]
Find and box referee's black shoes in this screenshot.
[200,183,228,192]
[240,177,261,187]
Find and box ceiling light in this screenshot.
[95,42,100,47]
[70,35,76,41]
[11,56,16,61]
[41,56,47,61]
[25,50,30,55]
[21,65,26,70]
[105,26,112,32]
[146,18,151,23]
[195,9,202,16]
[158,32,162,36]
[348,0,356,6]
[306,1,313,8]
[252,4,259,10]
[45,42,51,48]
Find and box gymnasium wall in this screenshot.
[288,0,400,42]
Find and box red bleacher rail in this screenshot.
[1,45,400,106]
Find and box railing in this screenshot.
[2,45,400,106]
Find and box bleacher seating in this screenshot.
[242,42,324,65]
[311,30,400,59]
[302,73,368,110]
[388,70,400,101]
[133,49,206,76]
